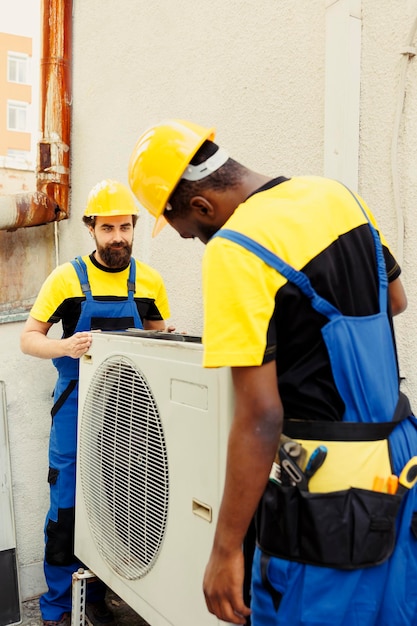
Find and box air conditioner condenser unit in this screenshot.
[75,330,234,626]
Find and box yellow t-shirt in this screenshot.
[201,176,399,422]
[30,254,170,336]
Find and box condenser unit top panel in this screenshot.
[105,329,202,343]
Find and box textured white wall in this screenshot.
[2,0,417,601]
[359,2,417,399]
[68,0,326,334]
[0,322,53,598]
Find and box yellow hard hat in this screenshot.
[128,119,216,235]
[84,179,139,217]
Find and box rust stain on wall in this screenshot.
[0,225,56,316]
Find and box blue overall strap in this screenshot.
[341,184,388,314]
[127,258,136,297]
[211,230,341,321]
[70,256,92,298]
[71,256,137,298]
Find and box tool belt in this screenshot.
[256,420,403,570]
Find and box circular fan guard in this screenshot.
[79,355,169,580]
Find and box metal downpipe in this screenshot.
[0,0,72,231]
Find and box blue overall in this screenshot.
[40,257,143,621]
[213,189,417,625]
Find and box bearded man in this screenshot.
[20,179,171,626]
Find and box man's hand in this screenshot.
[203,546,251,625]
[64,331,92,359]
[21,316,93,360]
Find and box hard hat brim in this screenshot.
[152,214,168,238]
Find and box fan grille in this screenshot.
[79,355,169,580]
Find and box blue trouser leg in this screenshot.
[252,417,417,626]
[41,560,107,620]
[251,548,389,625]
[41,559,82,619]
[40,378,106,621]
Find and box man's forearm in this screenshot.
[21,331,66,359]
[21,330,92,360]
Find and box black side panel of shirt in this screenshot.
[49,296,163,337]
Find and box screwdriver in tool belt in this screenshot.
[396,456,417,495]
[304,445,328,485]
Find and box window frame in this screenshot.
[7,52,30,84]
[7,100,29,132]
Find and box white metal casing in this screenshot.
[75,331,233,626]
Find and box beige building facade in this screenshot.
[0,32,32,163]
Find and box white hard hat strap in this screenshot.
[181,147,229,182]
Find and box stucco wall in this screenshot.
[0,322,54,599]
[2,0,417,602]
[358,2,417,400]
[68,0,417,384]
[68,0,326,335]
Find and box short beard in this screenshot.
[97,242,132,268]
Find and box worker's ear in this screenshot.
[87,224,95,237]
[189,195,214,218]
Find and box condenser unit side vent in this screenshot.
[78,355,169,580]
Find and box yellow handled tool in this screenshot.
[397,456,417,495]
[387,475,399,495]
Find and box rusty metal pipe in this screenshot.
[0,0,72,231]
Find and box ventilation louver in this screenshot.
[78,355,169,580]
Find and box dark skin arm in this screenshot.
[389,277,407,316]
[203,360,283,624]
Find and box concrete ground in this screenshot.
[19,590,150,626]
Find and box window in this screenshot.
[8,52,29,84]
[6,149,32,169]
[7,101,28,131]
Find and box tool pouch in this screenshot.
[257,419,403,569]
[256,481,402,569]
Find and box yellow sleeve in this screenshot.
[202,238,280,368]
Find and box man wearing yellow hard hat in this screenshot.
[128,120,416,626]
[21,179,171,626]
